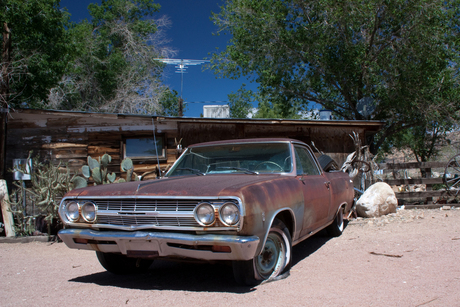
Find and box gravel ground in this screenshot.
[1,207,460,307]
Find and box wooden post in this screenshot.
[0,179,15,237]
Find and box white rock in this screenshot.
[356,182,398,218]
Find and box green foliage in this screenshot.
[7,153,77,236]
[227,84,254,118]
[76,154,138,186]
[227,84,305,119]
[49,0,175,115]
[80,154,116,185]
[159,89,182,116]
[381,120,453,163]
[1,0,72,108]
[211,0,460,154]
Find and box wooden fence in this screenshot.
[376,162,450,204]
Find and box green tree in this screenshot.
[159,89,181,117]
[383,119,454,163]
[49,0,176,114]
[211,0,460,154]
[253,90,304,119]
[227,84,306,118]
[1,0,70,178]
[1,0,71,109]
[227,84,254,118]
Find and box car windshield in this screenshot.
[167,142,292,177]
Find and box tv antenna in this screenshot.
[357,97,376,119]
[155,58,209,116]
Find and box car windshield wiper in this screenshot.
[217,166,259,175]
[177,168,205,176]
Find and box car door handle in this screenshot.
[325,181,331,189]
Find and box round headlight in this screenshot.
[194,202,215,226]
[65,201,80,222]
[219,202,240,226]
[81,202,97,223]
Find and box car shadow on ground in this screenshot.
[69,227,343,293]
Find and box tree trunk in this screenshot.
[1,21,11,179]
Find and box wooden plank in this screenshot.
[0,180,16,237]
[385,178,444,185]
[395,190,449,198]
[166,148,177,163]
[88,146,120,154]
[42,143,87,149]
[378,162,446,170]
[54,153,88,159]
[404,204,460,209]
[133,164,158,172]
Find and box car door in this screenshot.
[294,145,332,237]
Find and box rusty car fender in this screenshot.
[219,176,304,256]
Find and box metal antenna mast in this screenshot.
[156,58,209,116]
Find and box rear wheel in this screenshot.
[326,207,344,237]
[233,219,292,286]
[96,252,153,274]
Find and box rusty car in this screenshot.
[58,138,355,285]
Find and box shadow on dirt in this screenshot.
[70,228,343,293]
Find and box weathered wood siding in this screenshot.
[6,110,383,187]
[6,110,179,184]
[178,120,374,167]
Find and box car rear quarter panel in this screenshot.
[325,171,355,215]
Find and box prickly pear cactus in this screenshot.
[81,165,91,178]
[120,158,139,181]
[107,172,116,183]
[121,158,133,172]
[100,153,111,168]
[87,156,99,170]
[91,166,103,184]
[76,154,139,185]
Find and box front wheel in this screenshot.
[326,207,344,237]
[96,251,153,275]
[233,219,292,286]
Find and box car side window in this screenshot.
[294,146,321,176]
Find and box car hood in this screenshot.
[67,174,289,198]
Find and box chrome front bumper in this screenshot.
[58,229,260,261]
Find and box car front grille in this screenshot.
[92,198,235,229]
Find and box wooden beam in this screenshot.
[378,162,446,170]
[42,143,88,149]
[385,178,444,185]
[395,190,449,198]
[0,179,15,237]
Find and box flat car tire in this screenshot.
[233,219,292,286]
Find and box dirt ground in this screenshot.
[1,207,460,307]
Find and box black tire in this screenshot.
[326,207,344,237]
[318,155,339,172]
[232,219,292,286]
[96,252,153,275]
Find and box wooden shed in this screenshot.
[5,109,383,185]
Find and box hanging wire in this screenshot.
[152,118,161,178]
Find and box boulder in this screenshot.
[356,182,398,218]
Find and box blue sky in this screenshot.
[59,0,258,117]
